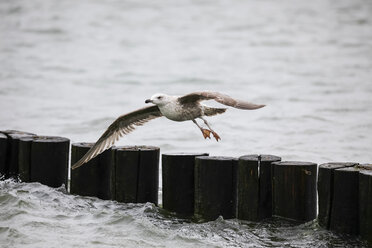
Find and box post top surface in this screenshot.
[319,162,358,170]
[32,136,70,143]
[360,169,372,176]
[162,152,209,157]
[73,142,95,148]
[196,156,237,161]
[114,145,159,151]
[239,154,281,162]
[272,161,317,166]
[335,166,361,172]
[336,164,372,173]
[6,132,36,139]
[356,164,372,170]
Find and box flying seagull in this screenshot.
[71,91,265,169]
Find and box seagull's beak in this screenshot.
[145,99,152,104]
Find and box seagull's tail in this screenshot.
[203,106,227,117]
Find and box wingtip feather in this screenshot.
[71,160,83,170]
[236,103,266,110]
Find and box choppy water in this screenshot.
[0,179,367,248]
[1,0,372,247]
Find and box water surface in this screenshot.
[1,0,371,247]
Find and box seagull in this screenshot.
[71,91,265,169]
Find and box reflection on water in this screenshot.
[0,0,371,247]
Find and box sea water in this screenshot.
[1,0,371,247]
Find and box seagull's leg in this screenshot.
[192,119,211,139]
[200,117,221,141]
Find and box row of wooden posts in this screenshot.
[0,130,371,244]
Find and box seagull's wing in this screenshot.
[71,105,162,170]
[178,91,265,110]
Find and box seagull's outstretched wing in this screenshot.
[178,91,265,110]
[71,105,162,170]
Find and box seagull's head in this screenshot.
[145,93,171,106]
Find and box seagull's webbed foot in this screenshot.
[211,131,221,141]
[199,117,221,141]
[201,128,211,139]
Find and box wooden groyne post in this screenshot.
[19,135,70,187]
[0,131,69,188]
[18,136,34,182]
[272,161,317,222]
[29,136,70,188]
[194,156,238,221]
[330,166,360,234]
[70,143,114,200]
[0,133,8,177]
[359,165,372,244]
[0,130,35,179]
[71,144,159,203]
[322,164,372,236]
[162,153,208,216]
[317,162,358,229]
[114,146,159,205]
[237,154,281,221]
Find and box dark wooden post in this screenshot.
[0,130,35,178]
[359,165,372,245]
[317,162,358,229]
[114,146,139,203]
[71,143,100,197]
[238,155,259,221]
[30,136,70,188]
[99,146,115,200]
[237,154,281,221]
[18,137,35,182]
[136,146,159,205]
[70,143,115,200]
[272,161,317,222]
[0,133,8,178]
[330,166,360,235]
[114,146,160,205]
[162,153,208,216]
[194,156,238,221]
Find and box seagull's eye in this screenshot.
[157,96,163,99]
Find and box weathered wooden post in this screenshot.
[329,166,360,234]
[136,146,159,205]
[272,161,317,222]
[0,130,35,178]
[17,137,35,182]
[114,146,138,203]
[30,136,70,188]
[162,153,208,216]
[0,133,8,178]
[237,154,281,221]
[317,162,358,229]
[194,156,238,221]
[359,165,372,245]
[71,143,100,197]
[114,146,160,205]
[70,143,114,200]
